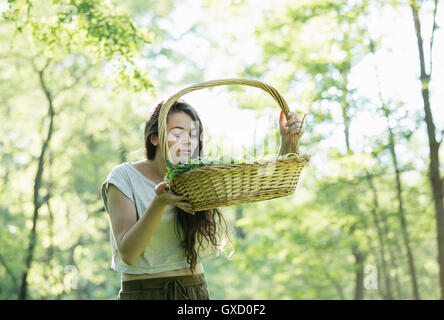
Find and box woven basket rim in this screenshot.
[166,153,311,183]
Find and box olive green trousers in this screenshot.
[117,273,210,300]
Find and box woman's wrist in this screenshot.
[153,194,168,207]
[279,137,290,155]
[278,143,287,156]
[279,136,298,155]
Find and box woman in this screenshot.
[100,99,304,300]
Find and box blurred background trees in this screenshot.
[1,0,442,299]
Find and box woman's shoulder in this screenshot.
[128,160,163,185]
[129,160,146,169]
[111,161,143,174]
[107,162,130,176]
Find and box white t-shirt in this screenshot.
[100,162,219,274]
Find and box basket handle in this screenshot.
[158,78,302,162]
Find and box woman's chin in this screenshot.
[173,154,190,164]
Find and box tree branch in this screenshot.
[30,56,52,74]
[53,73,83,100]
[19,58,56,300]
[429,0,438,77]
[409,0,428,79]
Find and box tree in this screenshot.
[367,35,420,299]
[252,0,373,299]
[1,0,153,299]
[408,0,444,299]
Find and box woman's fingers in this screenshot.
[288,126,305,136]
[154,181,172,195]
[285,112,303,128]
[177,201,195,215]
[178,204,195,215]
[280,111,305,139]
[281,111,298,126]
[286,112,305,135]
[172,194,187,201]
[288,121,303,131]
[286,121,303,134]
[286,113,299,125]
[287,120,302,129]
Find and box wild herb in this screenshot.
[164,153,298,182]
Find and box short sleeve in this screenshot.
[100,165,135,214]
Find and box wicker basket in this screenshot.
[158,78,310,211]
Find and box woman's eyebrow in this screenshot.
[171,126,197,131]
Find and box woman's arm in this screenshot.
[107,184,167,266]
[278,140,290,157]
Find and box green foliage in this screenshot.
[165,152,300,184]
[165,157,219,182]
[2,0,154,92]
[0,0,440,300]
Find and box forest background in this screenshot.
[0,0,443,300]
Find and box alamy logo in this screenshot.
[64,265,79,290]
[364,265,378,290]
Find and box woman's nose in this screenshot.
[179,135,192,148]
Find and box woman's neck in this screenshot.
[146,157,167,180]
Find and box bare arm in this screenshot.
[106,182,194,266]
[278,140,288,157]
[106,184,167,265]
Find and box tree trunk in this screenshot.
[381,211,403,299]
[352,243,365,300]
[386,122,420,299]
[42,151,55,287]
[340,71,352,155]
[340,68,366,299]
[369,34,420,299]
[366,172,393,299]
[338,37,367,299]
[19,64,55,300]
[409,0,444,299]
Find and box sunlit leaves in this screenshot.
[3,0,155,91]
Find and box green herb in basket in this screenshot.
[165,158,217,181]
[165,152,300,182]
[165,155,245,181]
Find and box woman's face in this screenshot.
[166,111,200,164]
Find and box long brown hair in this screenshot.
[144,99,232,274]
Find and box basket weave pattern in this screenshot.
[158,79,311,211]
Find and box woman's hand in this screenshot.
[278,109,305,154]
[154,181,195,215]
